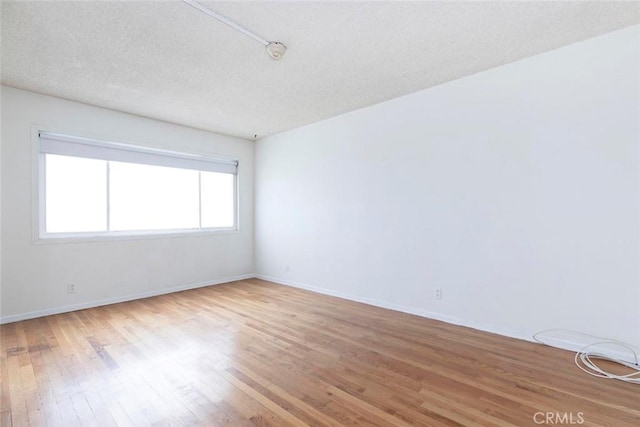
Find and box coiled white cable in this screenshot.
[533,329,640,385]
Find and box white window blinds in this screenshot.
[39,132,238,174]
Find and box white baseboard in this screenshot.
[4,273,637,366]
[254,274,639,365]
[255,274,533,341]
[0,273,255,324]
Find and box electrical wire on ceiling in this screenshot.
[533,329,640,384]
[182,0,287,60]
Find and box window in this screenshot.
[39,132,237,238]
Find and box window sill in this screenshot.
[34,228,240,245]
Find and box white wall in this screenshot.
[0,86,3,316]
[1,86,254,322]
[256,26,640,349]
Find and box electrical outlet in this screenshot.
[67,284,76,294]
[434,288,442,300]
[285,264,290,273]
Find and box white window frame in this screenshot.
[32,127,240,243]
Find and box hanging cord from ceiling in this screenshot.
[182,0,287,60]
[533,329,640,384]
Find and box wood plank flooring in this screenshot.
[1,279,638,426]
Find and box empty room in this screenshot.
[1,1,639,426]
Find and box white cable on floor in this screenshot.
[533,329,640,385]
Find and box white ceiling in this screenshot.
[2,1,639,140]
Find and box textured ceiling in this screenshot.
[2,1,639,140]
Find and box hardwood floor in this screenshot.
[1,279,638,426]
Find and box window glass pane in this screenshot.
[201,172,235,228]
[45,154,107,233]
[109,162,199,231]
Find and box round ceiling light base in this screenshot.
[266,42,287,60]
